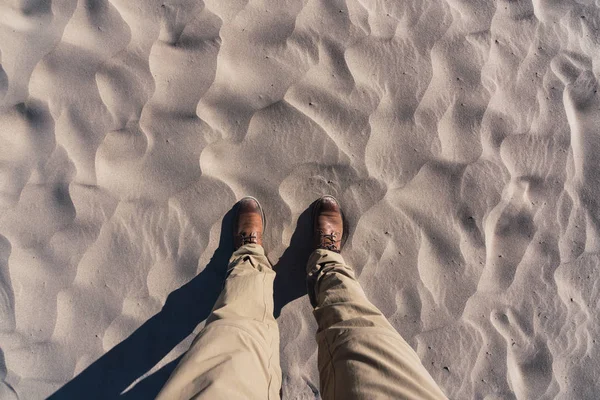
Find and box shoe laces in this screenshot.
[239,232,258,245]
[320,232,340,251]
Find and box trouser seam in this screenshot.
[325,335,336,400]
[261,271,276,400]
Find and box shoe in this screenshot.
[312,195,344,253]
[233,197,264,250]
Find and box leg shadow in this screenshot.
[48,209,234,400]
[119,355,182,400]
[273,207,313,318]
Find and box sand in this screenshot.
[1,0,600,398]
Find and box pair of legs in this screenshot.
[156,197,446,399]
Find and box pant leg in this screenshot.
[156,244,281,400]
[307,249,447,400]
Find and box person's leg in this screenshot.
[308,196,446,400]
[307,250,446,400]
[157,244,280,400]
[157,198,281,400]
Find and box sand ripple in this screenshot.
[1,0,600,398]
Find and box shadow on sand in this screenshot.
[49,205,314,399]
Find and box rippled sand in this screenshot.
[1,0,600,398]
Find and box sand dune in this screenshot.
[1,0,600,398]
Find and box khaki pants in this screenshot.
[156,244,446,400]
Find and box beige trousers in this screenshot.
[156,244,446,400]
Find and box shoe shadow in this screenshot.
[273,207,313,318]
[48,209,234,400]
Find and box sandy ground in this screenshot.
[1,0,600,399]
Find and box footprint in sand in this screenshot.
[478,180,535,292]
[551,54,600,252]
[491,309,552,399]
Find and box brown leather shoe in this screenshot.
[312,195,344,253]
[233,197,264,250]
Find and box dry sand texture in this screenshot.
[1,0,600,398]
